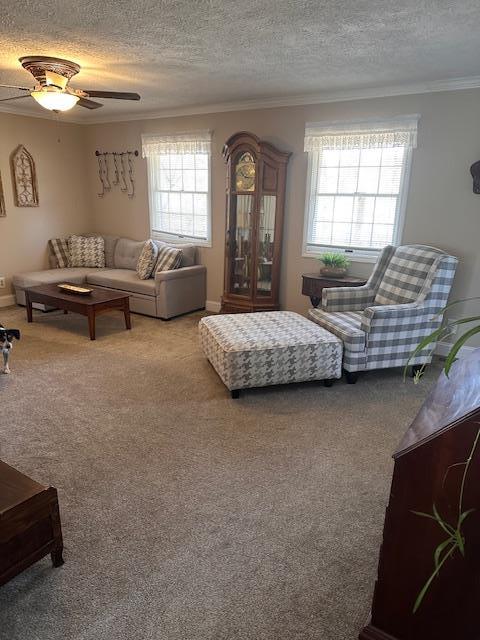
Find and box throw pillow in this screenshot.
[48,238,70,268]
[136,240,159,279]
[68,235,105,268]
[155,245,183,273]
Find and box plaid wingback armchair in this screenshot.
[308,245,458,382]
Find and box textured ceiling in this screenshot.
[1,0,480,122]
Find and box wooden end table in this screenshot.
[0,460,64,586]
[302,273,367,308]
[25,283,131,340]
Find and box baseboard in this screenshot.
[435,340,476,358]
[206,300,221,313]
[0,294,15,308]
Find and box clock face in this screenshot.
[235,152,255,191]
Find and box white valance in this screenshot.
[142,130,212,157]
[304,115,419,152]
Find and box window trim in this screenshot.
[145,141,212,248]
[302,131,415,263]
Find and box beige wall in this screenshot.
[0,112,90,296]
[84,89,480,316]
[2,88,479,316]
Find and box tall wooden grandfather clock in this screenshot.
[221,132,290,313]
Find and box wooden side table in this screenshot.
[302,273,367,308]
[0,460,64,586]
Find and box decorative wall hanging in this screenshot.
[469,160,480,194]
[95,150,138,199]
[10,145,39,207]
[0,172,6,217]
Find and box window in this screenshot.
[142,131,212,246]
[303,116,418,260]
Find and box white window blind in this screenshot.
[303,116,418,259]
[142,131,212,245]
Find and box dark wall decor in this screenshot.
[10,145,39,207]
[221,131,291,313]
[469,160,480,194]
[95,150,138,199]
[0,171,5,217]
[359,349,480,640]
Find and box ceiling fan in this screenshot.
[0,56,140,112]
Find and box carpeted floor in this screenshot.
[0,305,440,640]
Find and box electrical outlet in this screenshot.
[0,277,5,289]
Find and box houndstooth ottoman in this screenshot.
[199,311,342,397]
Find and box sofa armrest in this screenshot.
[361,301,440,333]
[154,264,206,318]
[154,264,206,283]
[322,285,376,312]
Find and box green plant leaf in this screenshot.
[459,508,476,525]
[413,564,442,614]
[444,326,480,376]
[448,315,480,326]
[434,538,455,570]
[404,326,449,378]
[441,297,480,314]
[411,509,455,535]
[455,530,465,556]
[413,543,457,613]
[432,503,456,536]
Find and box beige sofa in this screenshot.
[13,235,206,319]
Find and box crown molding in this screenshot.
[81,74,480,124]
[2,74,480,126]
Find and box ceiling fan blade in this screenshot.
[0,94,31,102]
[0,84,31,91]
[77,97,103,110]
[84,90,140,101]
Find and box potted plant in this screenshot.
[318,252,350,277]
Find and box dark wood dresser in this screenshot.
[0,460,64,586]
[301,273,367,307]
[359,349,480,640]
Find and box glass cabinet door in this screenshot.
[256,194,276,296]
[228,194,254,296]
[228,152,256,297]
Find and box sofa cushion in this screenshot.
[48,238,70,268]
[86,269,156,296]
[153,240,196,267]
[103,235,119,268]
[374,246,440,306]
[308,309,366,352]
[68,235,105,268]
[136,240,158,279]
[155,245,182,273]
[114,238,145,270]
[12,268,93,290]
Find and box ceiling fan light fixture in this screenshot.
[31,89,79,112]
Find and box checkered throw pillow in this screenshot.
[136,240,159,279]
[155,245,183,273]
[374,246,439,305]
[68,235,105,268]
[48,238,70,268]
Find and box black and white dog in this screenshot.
[0,325,20,374]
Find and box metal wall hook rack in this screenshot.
[95,150,139,199]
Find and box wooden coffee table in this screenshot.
[25,283,131,340]
[0,460,64,586]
